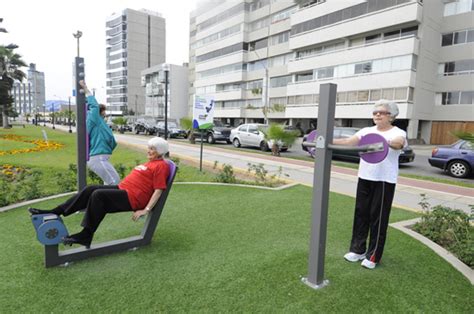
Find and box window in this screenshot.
[382,88,394,99]
[370,90,381,101]
[347,91,358,102]
[454,31,467,44]
[296,72,313,82]
[357,90,369,102]
[460,91,474,104]
[304,94,313,104]
[337,92,347,103]
[270,75,292,88]
[317,67,334,79]
[442,29,474,46]
[354,62,372,74]
[384,30,400,40]
[394,87,407,100]
[365,34,381,44]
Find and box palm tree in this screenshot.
[0,45,27,128]
[260,124,299,156]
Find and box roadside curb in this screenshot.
[0,192,75,213]
[390,218,474,285]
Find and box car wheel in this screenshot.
[280,148,288,152]
[135,129,140,134]
[447,160,470,178]
[233,138,241,148]
[260,141,269,151]
[207,134,215,144]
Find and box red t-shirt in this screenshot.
[119,159,170,210]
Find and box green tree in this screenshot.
[180,117,195,143]
[112,116,128,133]
[0,44,27,128]
[260,124,299,156]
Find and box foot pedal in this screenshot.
[31,214,68,245]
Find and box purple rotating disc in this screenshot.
[306,130,317,142]
[359,133,389,164]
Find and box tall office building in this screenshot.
[106,8,166,115]
[12,63,45,116]
[190,0,474,144]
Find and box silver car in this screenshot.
[229,123,288,152]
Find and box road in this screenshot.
[185,136,474,184]
[112,133,473,213]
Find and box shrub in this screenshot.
[413,196,473,267]
[214,163,236,184]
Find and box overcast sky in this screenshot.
[1,0,200,102]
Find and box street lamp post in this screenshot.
[73,30,87,190]
[162,64,170,140]
[68,96,72,133]
[51,106,55,129]
[43,105,46,126]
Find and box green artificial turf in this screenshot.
[0,185,471,312]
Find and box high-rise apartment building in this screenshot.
[190,0,474,144]
[12,63,45,116]
[106,8,166,115]
[141,63,189,121]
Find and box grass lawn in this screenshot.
[0,185,471,312]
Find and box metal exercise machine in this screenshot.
[301,83,388,290]
[31,160,177,268]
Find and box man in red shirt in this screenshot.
[28,137,170,248]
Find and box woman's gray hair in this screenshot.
[374,99,399,121]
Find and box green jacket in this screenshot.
[86,95,117,157]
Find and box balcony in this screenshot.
[290,1,422,50]
[289,36,419,73]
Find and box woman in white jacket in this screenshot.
[333,99,407,269]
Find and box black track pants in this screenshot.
[54,185,133,232]
[349,178,396,263]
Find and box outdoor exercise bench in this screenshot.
[31,160,177,267]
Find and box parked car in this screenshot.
[134,118,157,135]
[428,140,474,178]
[229,123,288,152]
[302,127,415,163]
[192,120,232,144]
[156,121,187,138]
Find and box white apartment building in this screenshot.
[190,0,474,144]
[141,63,189,121]
[12,63,45,116]
[106,8,166,115]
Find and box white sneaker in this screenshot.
[361,258,376,269]
[344,252,366,262]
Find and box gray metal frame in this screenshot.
[43,164,177,268]
[301,83,336,290]
[301,83,383,290]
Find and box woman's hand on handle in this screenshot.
[132,209,148,221]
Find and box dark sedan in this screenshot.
[302,127,415,164]
[156,121,187,138]
[428,140,474,178]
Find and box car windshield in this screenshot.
[213,120,224,127]
[168,122,177,128]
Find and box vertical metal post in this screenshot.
[302,83,337,290]
[164,69,169,140]
[68,96,72,133]
[199,130,204,172]
[75,57,87,191]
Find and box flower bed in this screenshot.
[0,134,63,156]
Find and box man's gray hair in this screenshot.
[374,99,399,120]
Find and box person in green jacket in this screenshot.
[80,80,120,185]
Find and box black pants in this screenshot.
[55,185,133,233]
[349,178,396,263]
